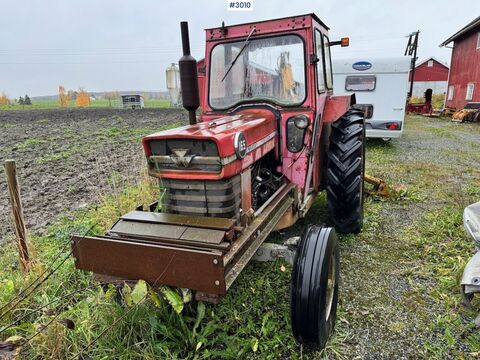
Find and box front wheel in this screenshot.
[327,108,365,234]
[291,226,339,349]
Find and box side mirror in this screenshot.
[330,37,349,47]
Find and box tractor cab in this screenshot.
[200,14,341,118]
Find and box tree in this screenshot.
[18,96,24,106]
[0,92,11,106]
[24,94,31,105]
[104,91,119,107]
[76,88,90,108]
[58,86,70,107]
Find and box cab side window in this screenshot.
[323,35,333,89]
[314,29,326,92]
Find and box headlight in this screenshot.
[286,115,310,153]
[234,132,247,159]
[294,115,310,129]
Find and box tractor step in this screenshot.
[107,211,236,251]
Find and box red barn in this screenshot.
[440,16,480,110]
[408,57,449,97]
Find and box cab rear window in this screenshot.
[345,75,376,91]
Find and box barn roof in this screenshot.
[440,15,480,47]
[415,57,449,69]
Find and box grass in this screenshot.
[0,114,480,358]
[16,138,47,149]
[0,169,301,359]
[410,93,445,109]
[0,99,171,111]
[37,151,73,164]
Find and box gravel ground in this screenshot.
[331,116,480,358]
[0,108,184,242]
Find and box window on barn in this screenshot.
[477,33,480,49]
[466,83,475,100]
[427,60,433,67]
[447,85,454,100]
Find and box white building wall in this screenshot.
[409,81,448,97]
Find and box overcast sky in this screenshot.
[1,0,479,98]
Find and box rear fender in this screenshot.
[322,94,356,122]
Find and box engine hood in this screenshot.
[142,108,277,180]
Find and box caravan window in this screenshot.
[345,75,376,91]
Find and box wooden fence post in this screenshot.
[4,160,30,271]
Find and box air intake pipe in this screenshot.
[179,21,200,125]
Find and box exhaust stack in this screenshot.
[179,21,200,125]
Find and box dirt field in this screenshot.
[0,108,183,242]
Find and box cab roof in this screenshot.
[205,13,329,41]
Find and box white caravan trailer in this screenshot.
[332,58,410,139]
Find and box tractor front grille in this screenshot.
[147,139,222,172]
[161,175,241,219]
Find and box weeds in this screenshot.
[16,138,47,149]
[427,126,457,139]
[37,151,73,164]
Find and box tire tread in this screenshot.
[327,109,365,234]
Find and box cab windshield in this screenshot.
[209,35,306,109]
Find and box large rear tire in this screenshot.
[290,226,339,349]
[327,109,365,234]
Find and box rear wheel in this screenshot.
[290,226,339,349]
[327,109,365,234]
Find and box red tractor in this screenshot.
[71,14,365,349]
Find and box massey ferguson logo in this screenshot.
[170,148,195,167]
[352,61,372,71]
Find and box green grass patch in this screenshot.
[95,123,181,142]
[0,99,172,111]
[37,150,73,164]
[16,138,47,149]
[1,123,15,128]
[426,126,457,139]
[405,203,479,358]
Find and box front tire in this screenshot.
[327,109,365,234]
[291,226,339,349]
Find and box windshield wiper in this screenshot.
[221,27,256,82]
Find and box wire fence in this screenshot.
[0,219,175,358]
[0,222,96,321]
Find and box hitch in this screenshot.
[364,174,390,198]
